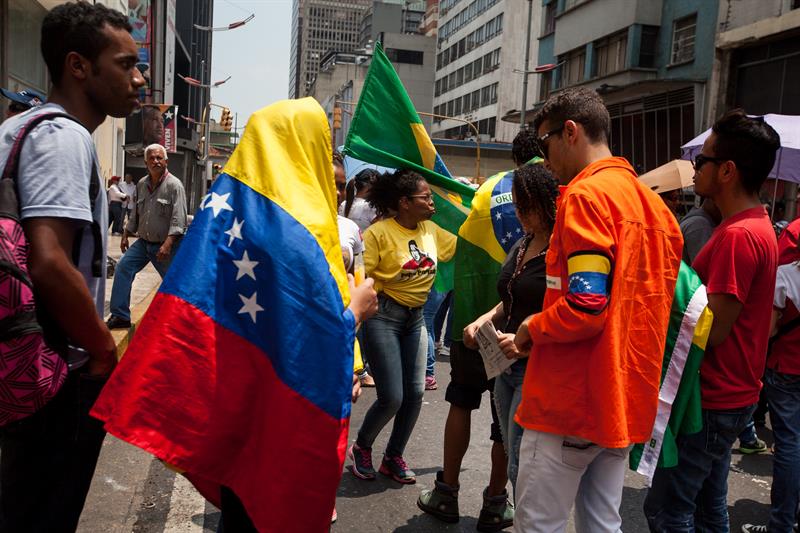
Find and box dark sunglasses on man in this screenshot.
[692,154,726,170]
[536,124,565,159]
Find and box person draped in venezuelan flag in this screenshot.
[91,98,378,532]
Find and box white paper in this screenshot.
[474,321,515,379]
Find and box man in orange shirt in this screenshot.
[511,88,683,532]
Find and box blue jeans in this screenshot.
[356,295,427,457]
[494,358,527,498]
[423,289,447,377]
[108,201,124,234]
[765,368,800,533]
[643,403,757,532]
[109,238,174,321]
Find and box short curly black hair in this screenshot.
[366,169,426,217]
[42,2,132,87]
[512,128,541,166]
[513,164,559,232]
[533,87,610,145]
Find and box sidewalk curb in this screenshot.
[111,284,160,359]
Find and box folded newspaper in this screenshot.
[474,321,515,379]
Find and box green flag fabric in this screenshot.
[343,42,474,291]
[630,261,713,484]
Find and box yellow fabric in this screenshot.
[567,254,612,275]
[363,218,456,308]
[353,338,364,373]
[457,172,508,264]
[223,97,349,307]
[693,306,714,352]
[410,123,436,170]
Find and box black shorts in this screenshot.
[445,341,502,442]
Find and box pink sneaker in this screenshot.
[425,375,438,390]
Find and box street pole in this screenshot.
[520,0,533,130]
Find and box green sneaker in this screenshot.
[739,438,768,455]
[477,487,514,532]
[417,471,459,523]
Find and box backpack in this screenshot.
[0,111,102,426]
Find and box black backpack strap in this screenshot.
[3,112,103,278]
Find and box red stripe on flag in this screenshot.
[91,293,349,531]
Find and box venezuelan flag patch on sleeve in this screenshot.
[565,252,611,314]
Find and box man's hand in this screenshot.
[514,316,533,353]
[120,234,129,253]
[352,374,362,403]
[497,332,525,360]
[463,319,485,350]
[348,275,378,325]
[156,241,172,262]
[87,347,118,377]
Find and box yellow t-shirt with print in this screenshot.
[363,218,457,308]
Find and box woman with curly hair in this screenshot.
[348,169,456,484]
[464,163,558,497]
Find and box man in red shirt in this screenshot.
[644,110,780,532]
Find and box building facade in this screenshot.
[506,0,719,175]
[288,0,372,98]
[431,0,541,143]
[359,0,426,47]
[420,0,440,36]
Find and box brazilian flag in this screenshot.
[344,42,474,291]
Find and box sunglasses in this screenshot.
[407,193,434,202]
[692,154,726,170]
[537,125,565,159]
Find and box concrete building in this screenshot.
[288,0,372,99]
[309,32,437,146]
[359,0,426,47]
[420,0,440,36]
[431,0,542,143]
[505,0,719,175]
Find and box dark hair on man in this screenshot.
[711,109,781,195]
[366,169,425,217]
[533,87,610,145]
[332,150,344,168]
[512,128,542,166]
[344,169,380,217]
[512,164,559,232]
[41,2,132,87]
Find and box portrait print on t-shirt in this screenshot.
[400,239,436,279]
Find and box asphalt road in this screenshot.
[78,351,775,532]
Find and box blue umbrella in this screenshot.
[338,146,395,181]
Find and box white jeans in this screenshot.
[514,429,630,533]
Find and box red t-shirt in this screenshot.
[693,206,778,409]
[770,263,800,375]
[778,217,800,264]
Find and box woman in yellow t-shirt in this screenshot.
[348,169,456,484]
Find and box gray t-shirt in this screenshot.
[0,103,108,318]
[679,206,717,265]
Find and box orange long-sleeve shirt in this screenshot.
[514,157,683,448]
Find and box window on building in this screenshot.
[463,92,471,110]
[385,48,424,65]
[481,85,491,106]
[672,14,697,64]
[539,70,552,101]
[473,57,483,75]
[563,0,588,11]
[454,97,462,115]
[464,62,473,82]
[639,26,659,68]
[472,89,481,109]
[489,83,498,104]
[542,2,557,35]
[594,31,627,78]
[561,47,586,87]
[447,99,454,116]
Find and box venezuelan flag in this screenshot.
[91,98,355,531]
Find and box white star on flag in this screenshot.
[165,110,173,120]
[501,238,507,244]
[225,217,244,246]
[516,227,521,234]
[205,192,234,217]
[238,291,263,323]
[495,212,502,220]
[506,232,512,239]
[233,250,259,280]
[198,193,210,210]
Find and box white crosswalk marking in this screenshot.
[163,473,206,532]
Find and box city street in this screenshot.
[78,349,775,532]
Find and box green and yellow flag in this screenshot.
[630,261,713,485]
[344,42,474,290]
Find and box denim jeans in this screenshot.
[494,358,527,498]
[0,370,108,533]
[356,295,427,457]
[765,368,800,533]
[643,403,757,532]
[109,238,175,320]
[423,289,448,377]
[108,201,124,234]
